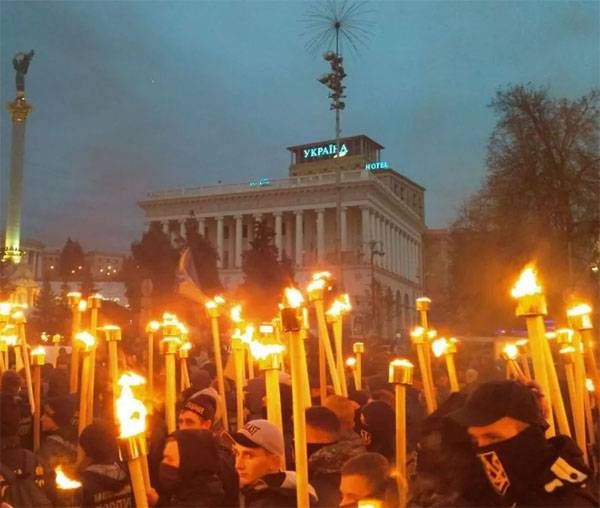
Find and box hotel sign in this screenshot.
[365,161,389,170]
[303,143,348,160]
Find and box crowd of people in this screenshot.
[0,340,598,507]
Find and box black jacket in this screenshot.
[241,471,318,508]
[80,462,133,508]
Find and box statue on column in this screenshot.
[13,50,34,97]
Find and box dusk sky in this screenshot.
[1,1,598,252]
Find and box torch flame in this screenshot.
[312,271,331,281]
[390,358,414,368]
[431,338,449,358]
[31,345,46,357]
[559,345,575,355]
[410,326,425,338]
[306,278,326,293]
[284,288,304,308]
[179,341,192,351]
[326,294,352,317]
[205,301,217,310]
[214,295,225,305]
[118,371,146,387]
[567,303,592,317]
[416,297,432,304]
[146,320,161,332]
[116,372,148,438]
[0,302,12,316]
[1,332,18,346]
[74,331,95,350]
[586,377,595,392]
[231,305,243,323]
[249,340,285,360]
[78,300,88,312]
[55,466,81,490]
[162,312,178,322]
[511,265,542,298]
[346,357,357,368]
[11,310,25,322]
[502,343,519,360]
[259,324,274,334]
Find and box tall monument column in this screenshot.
[4,51,34,264]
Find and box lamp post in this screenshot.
[388,359,413,508]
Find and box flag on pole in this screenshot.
[177,248,208,304]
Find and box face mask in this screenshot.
[476,425,547,501]
[159,463,181,493]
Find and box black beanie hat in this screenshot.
[79,421,118,463]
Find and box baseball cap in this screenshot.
[231,419,284,456]
[451,380,548,429]
[181,393,216,422]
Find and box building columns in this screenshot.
[340,206,348,253]
[361,206,370,261]
[274,212,283,261]
[234,215,243,268]
[295,210,303,268]
[216,216,224,268]
[316,208,325,262]
[198,218,206,237]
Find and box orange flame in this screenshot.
[431,338,449,358]
[346,357,357,368]
[74,331,95,351]
[55,466,81,490]
[326,294,352,317]
[567,303,592,317]
[116,372,147,438]
[249,340,285,360]
[31,345,46,357]
[231,305,243,323]
[146,320,161,332]
[511,265,542,298]
[502,343,519,360]
[284,288,304,308]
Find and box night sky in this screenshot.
[1,1,598,252]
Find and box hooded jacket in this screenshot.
[308,439,366,507]
[80,463,133,508]
[37,427,78,471]
[241,471,318,507]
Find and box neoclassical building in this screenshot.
[138,135,426,337]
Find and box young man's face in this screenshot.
[468,416,529,447]
[178,410,212,431]
[339,473,374,507]
[234,443,280,486]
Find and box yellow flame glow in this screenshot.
[118,371,146,387]
[357,500,382,508]
[326,294,352,317]
[545,331,557,340]
[427,329,438,340]
[0,302,12,316]
[511,265,542,298]
[346,357,357,368]
[31,345,46,357]
[205,301,217,309]
[41,332,49,342]
[586,378,595,392]
[416,297,432,304]
[307,278,326,293]
[78,300,88,312]
[179,341,192,351]
[312,271,331,281]
[410,326,425,338]
[116,373,148,438]
[259,324,274,334]
[74,332,95,350]
[1,333,18,346]
[249,340,285,360]
[214,295,225,305]
[284,288,304,308]
[515,339,528,346]
[11,310,25,322]
[390,358,414,368]
[502,344,519,360]
[231,305,243,323]
[146,320,161,332]
[431,338,449,358]
[55,466,81,490]
[559,345,575,355]
[162,312,178,322]
[567,303,592,317]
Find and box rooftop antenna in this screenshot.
[301,1,374,284]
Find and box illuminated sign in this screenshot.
[249,177,271,188]
[365,161,389,170]
[303,143,348,159]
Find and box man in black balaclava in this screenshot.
[452,380,598,507]
[358,401,395,464]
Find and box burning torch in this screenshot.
[326,294,351,397]
[205,296,229,430]
[432,337,460,393]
